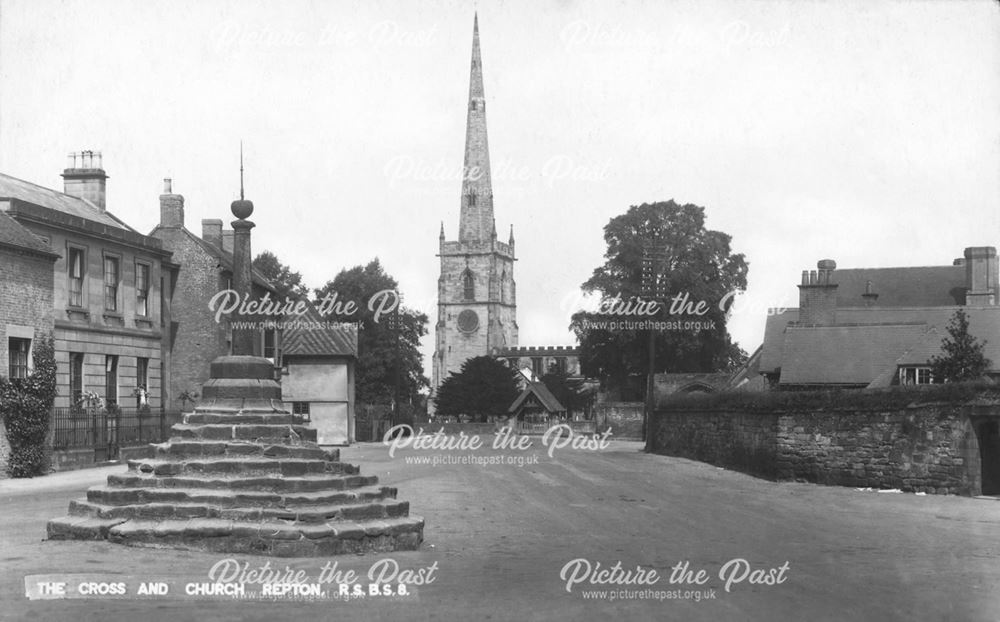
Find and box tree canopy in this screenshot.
[570,201,748,399]
[434,356,521,421]
[314,258,429,407]
[253,251,309,299]
[540,369,593,417]
[929,308,991,383]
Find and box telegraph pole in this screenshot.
[390,292,403,426]
[641,230,667,453]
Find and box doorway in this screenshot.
[977,419,1000,495]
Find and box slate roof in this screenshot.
[508,382,565,414]
[0,210,59,257]
[832,266,966,307]
[779,323,931,386]
[150,225,277,293]
[0,172,132,230]
[726,345,763,390]
[760,308,798,374]
[281,301,358,357]
[766,306,1000,386]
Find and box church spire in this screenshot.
[458,13,494,243]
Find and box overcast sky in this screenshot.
[1,0,998,371]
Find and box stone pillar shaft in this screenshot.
[231,219,256,355]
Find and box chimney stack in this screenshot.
[798,259,839,325]
[62,150,108,211]
[159,177,185,228]
[222,230,234,254]
[202,219,223,247]
[965,246,998,306]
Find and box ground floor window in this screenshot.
[136,357,149,407]
[105,355,119,406]
[8,337,30,379]
[292,402,310,418]
[70,352,84,410]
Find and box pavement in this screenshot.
[2,436,1000,621]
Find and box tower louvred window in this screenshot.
[463,270,475,301]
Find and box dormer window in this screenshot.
[898,366,933,386]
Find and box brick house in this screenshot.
[760,248,1000,389]
[149,179,280,410]
[0,210,60,471]
[0,152,177,411]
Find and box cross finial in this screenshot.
[239,141,245,200]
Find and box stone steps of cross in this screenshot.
[86,484,398,508]
[126,457,359,477]
[48,515,425,557]
[151,440,337,461]
[169,423,317,443]
[107,472,380,492]
[184,412,309,425]
[68,498,411,523]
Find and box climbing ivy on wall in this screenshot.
[0,335,56,477]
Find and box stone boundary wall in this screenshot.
[50,448,100,472]
[651,404,990,495]
[595,402,644,440]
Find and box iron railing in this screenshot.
[51,407,182,460]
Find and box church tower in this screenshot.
[432,14,518,401]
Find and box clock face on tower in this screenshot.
[457,309,479,333]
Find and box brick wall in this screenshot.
[152,227,276,410]
[152,228,230,410]
[651,403,990,495]
[0,247,55,476]
[0,248,55,365]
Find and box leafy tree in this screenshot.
[570,201,748,399]
[434,356,521,422]
[929,308,991,382]
[539,369,593,417]
[314,259,429,406]
[253,251,309,299]
[0,335,56,477]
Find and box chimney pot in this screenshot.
[201,219,223,247]
[964,246,999,306]
[62,149,108,211]
[222,229,234,254]
[159,179,184,228]
[163,178,172,193]
[798,260,839,325]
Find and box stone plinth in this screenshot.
[47,356,424,556]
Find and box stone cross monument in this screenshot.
[48,156,424,556]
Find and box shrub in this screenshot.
[0,335,57,477]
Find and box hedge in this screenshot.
[660,381,1000,413]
